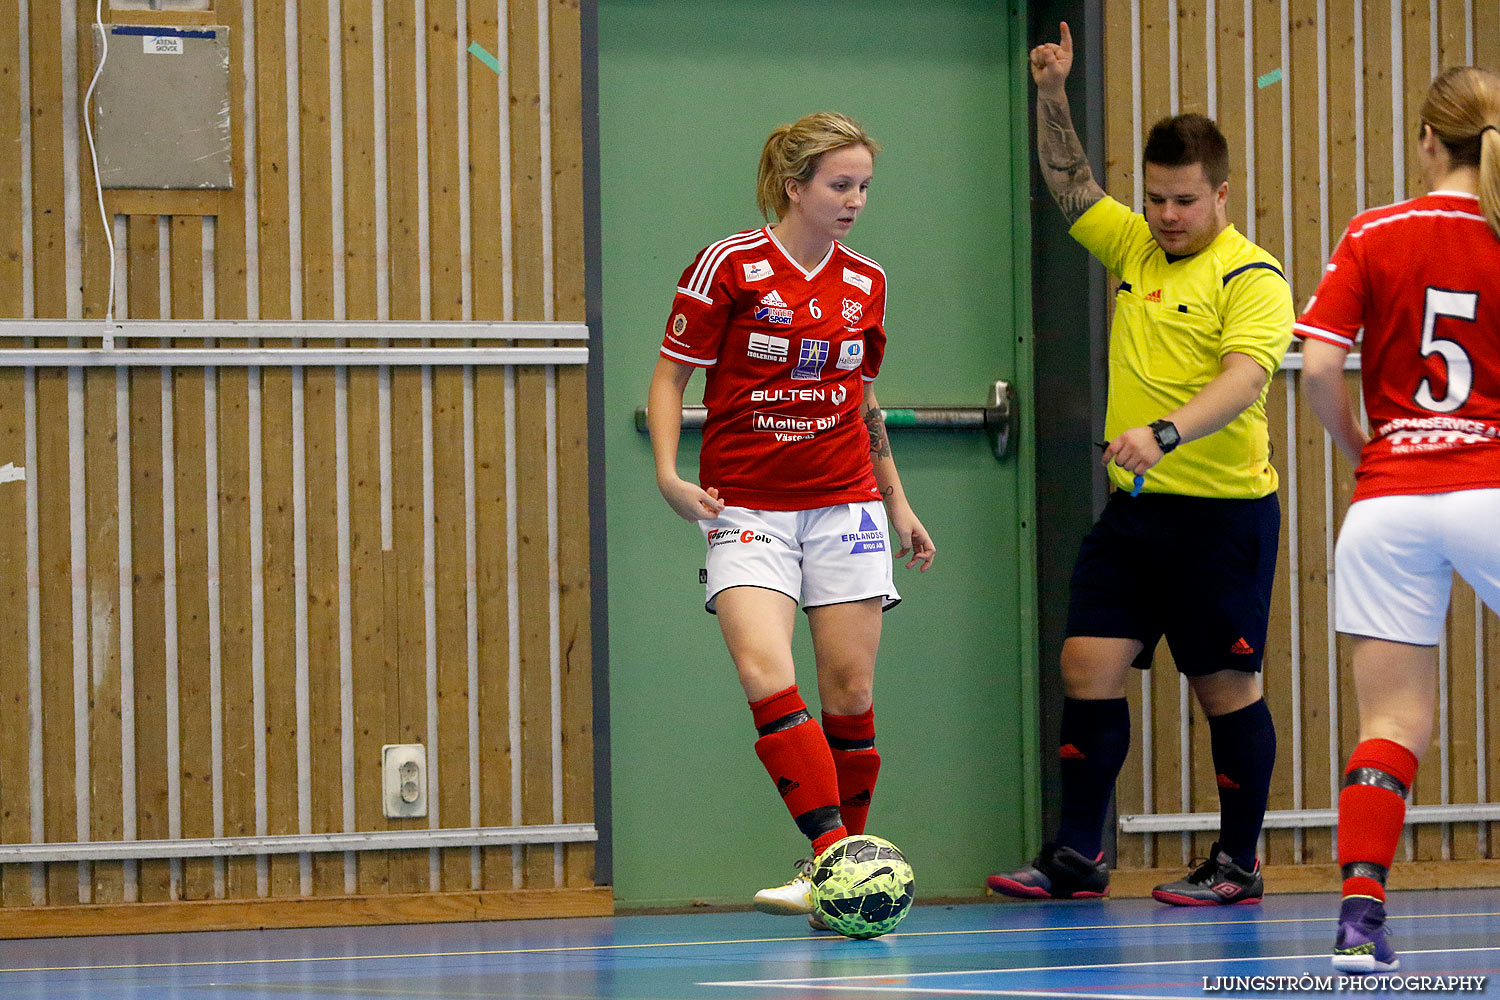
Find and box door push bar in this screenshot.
[635,380,1016,461]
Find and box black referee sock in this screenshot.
[1207,698,1276,870]
[1055,697,1131,860]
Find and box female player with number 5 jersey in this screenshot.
[1298,66,1500,973]
[646,112,935,926]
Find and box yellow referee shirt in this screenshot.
[1070,196,1294,499]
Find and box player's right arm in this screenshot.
[1300,339,1368,462]
[648,356,725,521]
[1296,227,1371,462]
[1031,21,1105,224]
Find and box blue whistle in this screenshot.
[1130,473,1144,497]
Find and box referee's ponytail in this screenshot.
[756,112,881,222]
[1421,66,1500,240]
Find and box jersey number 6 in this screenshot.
[1414,287,1479,414]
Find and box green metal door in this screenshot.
[598,0,1038,906]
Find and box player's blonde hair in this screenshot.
[755,112,881,222]
[1421,66,1500,239]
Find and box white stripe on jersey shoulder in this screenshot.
[661,344,716,367]
[686,229,769,299]
[675,285,713,305]
[1293,321,1355,349]
[838,243,887,277]
[1350,206,1488,239]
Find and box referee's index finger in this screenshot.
[1059,19,1073,53]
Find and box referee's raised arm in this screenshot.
[1030,21,1104,224]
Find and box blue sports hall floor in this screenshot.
[2,888,1497,998]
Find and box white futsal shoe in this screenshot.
[753,857,815,915]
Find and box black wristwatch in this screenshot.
[1149,419,1180,454]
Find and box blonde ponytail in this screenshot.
[1421,67,1500,239]
[1480,123,1500,240]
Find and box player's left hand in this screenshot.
[893,513,936,572]
[1101,426,1164,475]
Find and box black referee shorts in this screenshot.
[1065,490,1280,675]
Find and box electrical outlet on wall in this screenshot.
[381,744,428,818]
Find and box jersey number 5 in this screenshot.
[1414,287,1479,414]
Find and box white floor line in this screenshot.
[701,944,1500,994]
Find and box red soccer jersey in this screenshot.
[659,226,888,510]
[1295,191,1500,502]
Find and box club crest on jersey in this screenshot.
[792,339,829,380]
[672,313,687,336]
[746,332,789,362]
[836,339,864,371]
[759,290,788,307]
[841,298,863,324]
[842,509,887,554]
[842,267,872,294]
[742,259,773,282]
[832,385,847,406]
[754,305,793,326]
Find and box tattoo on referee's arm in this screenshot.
[863,403,892,460]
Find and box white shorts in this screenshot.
[699,502,901,614]
[1335,489,1500,645]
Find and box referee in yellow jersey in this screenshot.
[987,21,1294,906]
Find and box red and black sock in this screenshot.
[823,706,880,837]
[1207,698,1276,870]
[751,685,847,856]
[1338,738,1418,902]
[1056,697,1131,859]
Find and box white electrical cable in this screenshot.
[82,0,118,333]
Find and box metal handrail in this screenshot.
[636,379,1016,461]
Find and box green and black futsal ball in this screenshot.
[809,835,915,939]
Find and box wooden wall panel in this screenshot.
[215,370,261,903]
[0,366,28,908]
[126,218,169,904]
[29,13,73,915]
[259,363,300,899]
[170,218,217,902]
[37,366,76,905]
[1176,0,1210,117]
[338,0,390,901]
[1,0,596,928]
[426,0,472,891]
[0,2,22,312]
[304,365,346,897]
[388,367,430,895]
[467,2,507,323]
[475,369,517,890]
[0,32,21,863]
[433,368,472,889]
[1262,376,1296,868]
[1106,1,1500,872]
[348,367,392,897]
[0,18,30,884]
[550,0,593,889]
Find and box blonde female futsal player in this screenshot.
[647,112,935,927]
[1298,66,1500,973]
